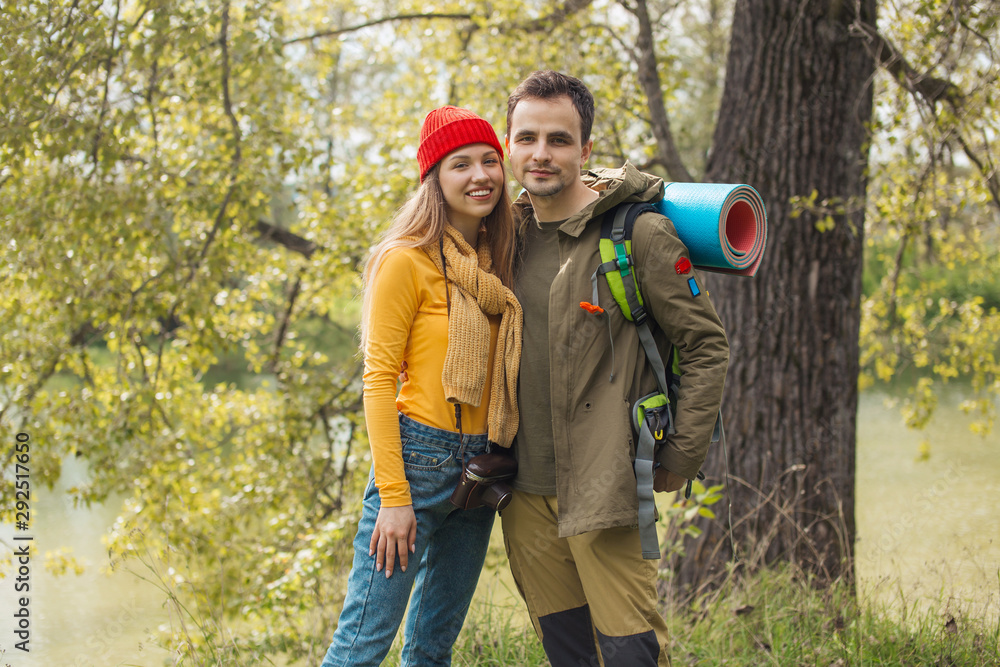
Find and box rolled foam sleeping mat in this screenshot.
[653,182,768,277]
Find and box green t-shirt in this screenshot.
[512,215,564,495]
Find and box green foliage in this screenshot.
[860,164,1000,434]
[860,0,1000,439]
[1,1,371,660]
[660,479,725,552]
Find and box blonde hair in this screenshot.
[359,165,516,349]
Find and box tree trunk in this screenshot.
[671,0,876,589]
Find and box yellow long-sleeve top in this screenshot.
[363,246,501,507]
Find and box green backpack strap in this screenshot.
[596,203,653,325]
[590,203,672,399]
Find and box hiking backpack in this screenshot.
[583,201,719,560]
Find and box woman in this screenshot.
[320,106,522,666]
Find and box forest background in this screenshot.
[1,0,998,664]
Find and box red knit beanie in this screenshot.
[417,106,504,182]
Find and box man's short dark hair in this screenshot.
[507,70,595,145]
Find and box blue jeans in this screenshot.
[320,413,496,667]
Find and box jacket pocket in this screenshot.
[624,398,636,459]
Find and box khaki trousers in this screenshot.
[501,491,672,667]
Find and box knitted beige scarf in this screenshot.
[424,226,523,448]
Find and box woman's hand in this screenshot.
[369,504,417,578]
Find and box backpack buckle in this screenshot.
[632,305,648,326]
[614,243,632,273]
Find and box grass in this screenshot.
[670,564,999,666]
[383,563,1000,666]
[382,591,547,666]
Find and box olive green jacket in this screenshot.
[513,162,730,537]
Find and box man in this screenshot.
[502,70,729,666]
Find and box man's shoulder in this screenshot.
[598,199,682,242]
[585,162,665,204]
[630,207,688,261]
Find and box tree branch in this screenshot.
[852,19,999,211]
[635,156,669,173]
[0,354,61,429]
[219,1,242,170]
[270,269,305,373]
[886,230,910,325]
[254,220,319,258]
[955,131,1000,207]
[517,0,597,33]
[90,0,120,176]
[627,0,694,182]
[283,1,598,45]
[192,0,242,273]
[851,20,963,107]
[162,2,244,339]
[335,421,356,510]
[283,13,474,45]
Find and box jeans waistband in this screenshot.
[398,412,489,450]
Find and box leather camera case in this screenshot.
[450,451,518,511]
